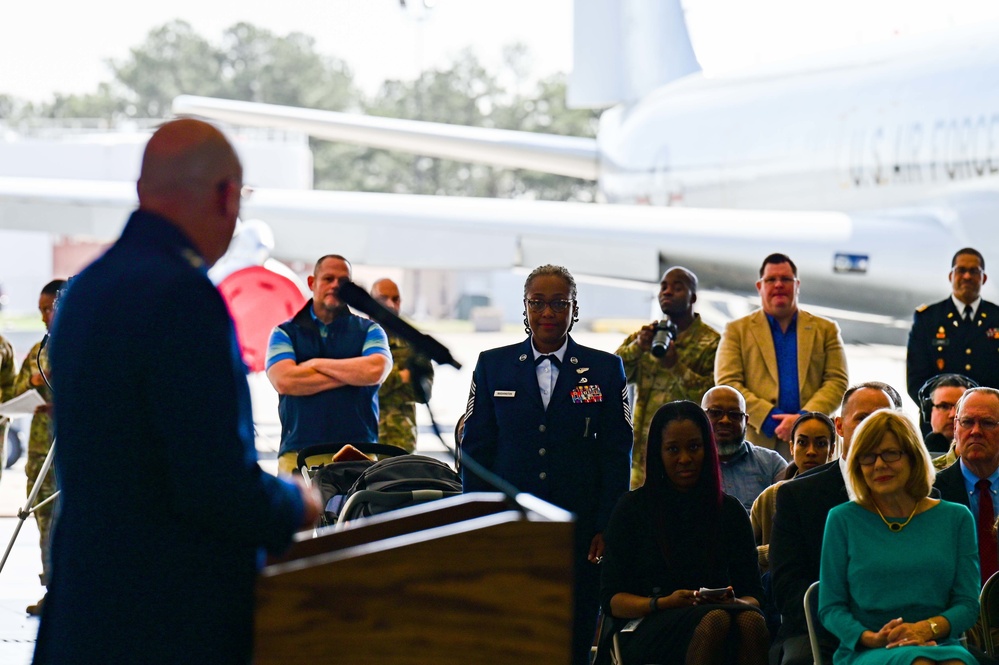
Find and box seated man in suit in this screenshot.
[934,387,999,588]
[769,381,901,665]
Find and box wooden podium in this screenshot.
[254,493,575,664]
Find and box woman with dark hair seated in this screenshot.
[751,411,836,571]
[600,400,769,665]
[819,409,977,665]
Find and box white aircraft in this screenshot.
[1,0,997,329]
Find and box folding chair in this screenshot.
[980,570,999,656]
[803,581,829,665]
[592,611,625,665]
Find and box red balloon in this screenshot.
[217,266,307,373]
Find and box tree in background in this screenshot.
[1,21,597,202]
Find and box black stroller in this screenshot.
[296,442,462,528]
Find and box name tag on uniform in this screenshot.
[494,390,516,397]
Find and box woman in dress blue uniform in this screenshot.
[461,264,633,665]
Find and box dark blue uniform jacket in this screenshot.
[460,335,632,545]
[36,211,304,665]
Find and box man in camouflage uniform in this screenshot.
[615,267,719,487]
[0,333,15,464]
[371,278,433,452]
[13,279,64,615]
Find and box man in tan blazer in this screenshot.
[715,253,848,456]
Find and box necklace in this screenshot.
[873,500,919,532]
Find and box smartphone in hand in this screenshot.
[697,587,734,602]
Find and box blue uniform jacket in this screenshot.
[36,211,304,665]
[461,336,633,544]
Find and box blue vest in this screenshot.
[277,302,380,455]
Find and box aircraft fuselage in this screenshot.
[600,24,999,213]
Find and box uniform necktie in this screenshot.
[964,305,974,322]
[535,354,561,369]
[977,478,998,586]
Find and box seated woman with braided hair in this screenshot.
[599,400,769,665]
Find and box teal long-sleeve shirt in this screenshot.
[818,500,978,665]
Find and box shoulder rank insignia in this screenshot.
[181,248,205,270]
[916,304,929,313]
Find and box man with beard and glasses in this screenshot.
[702,385,787,511]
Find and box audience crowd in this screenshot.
[12,159,999,665]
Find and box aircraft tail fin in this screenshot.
[568,0,701,109]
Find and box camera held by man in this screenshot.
[650,318,678,358]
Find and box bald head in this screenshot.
[137,119,243,267]
[371,278,402,315]
[701,385,745,411]
[702,386,749,456]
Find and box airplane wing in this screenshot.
[0,174,955,321]
[172,95,599,181]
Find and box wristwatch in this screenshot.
[927,619,939,637]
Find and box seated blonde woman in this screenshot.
[750,412,835,571]
[818,409,978,665]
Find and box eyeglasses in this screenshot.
[932,402,957,411]
[525,299,573,313]
[215,179,253,201]
[760,276,796,286]
[952,267,983,277]
[956,417,999,431]
[858,449,905,466]
[704,408,747,421]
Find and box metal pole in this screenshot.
[0,437,56,576]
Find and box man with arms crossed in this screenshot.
[267,255,392,474]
